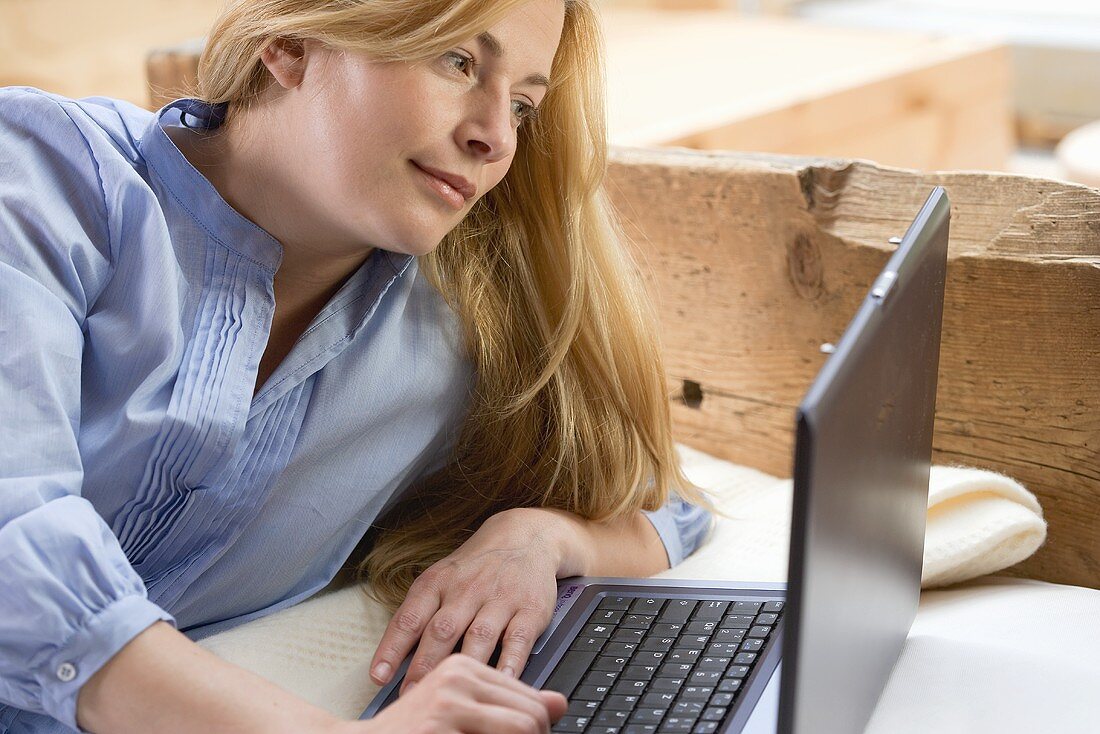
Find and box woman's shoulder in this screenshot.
[0,86,151,164]
[0,88,157,311]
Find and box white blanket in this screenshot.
[198,444,1076,729]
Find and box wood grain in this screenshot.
[606,146,1100,589]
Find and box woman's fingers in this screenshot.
[369,578,443,685]
[400,600,483,691]
[459,606,513,666]
[495,609,548,678]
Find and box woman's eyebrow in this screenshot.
[476,31,551,89]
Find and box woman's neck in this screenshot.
[166,108,373,305]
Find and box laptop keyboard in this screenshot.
[542,595,783,733]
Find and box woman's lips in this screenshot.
[411,162,467,211]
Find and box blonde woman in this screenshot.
[0,0,712,732]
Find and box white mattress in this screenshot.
[198,447,1100,730]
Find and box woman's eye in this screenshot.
[446,51,474,76]
[511,99,539,126]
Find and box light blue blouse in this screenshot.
[0,87,712,733]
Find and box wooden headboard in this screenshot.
[146,52,1100,590]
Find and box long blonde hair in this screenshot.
[197,0,712,611]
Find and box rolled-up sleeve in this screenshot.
[0,88,174,732]
[642,495,713,568]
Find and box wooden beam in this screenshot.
[606,146,1100,589]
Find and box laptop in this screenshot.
[363,186,950,734]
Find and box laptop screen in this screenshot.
[779,188,950,734]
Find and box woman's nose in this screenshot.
[457,93,517,164]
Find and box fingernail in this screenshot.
[372,662,391,683]
[502,666,516,678]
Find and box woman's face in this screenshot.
[278,0,566,258]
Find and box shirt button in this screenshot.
[56,663,78,682]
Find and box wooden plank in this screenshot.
[602,10,1014,171]
[606,146,1100,589]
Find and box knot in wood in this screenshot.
[787,232,825,300]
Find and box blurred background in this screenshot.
[2,0,1098,186]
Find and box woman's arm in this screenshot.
[76,622,343,734]
[527,507,673,578]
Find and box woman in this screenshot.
[0,0,712,731]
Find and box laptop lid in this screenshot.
[778,188,950,734]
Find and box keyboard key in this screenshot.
[680,686,713,701]
[692,723,719,733]
[695,656,730,672]
[652,623,685,637]
[567,699,600,716]
[543,650,597,696]
[657,662,694,678]
[672,701,704,717]
[604,642,639,657]
[630,597,666,615]
[551,715,589,732]
[582,670,620,687]
[582,623,615,638]
[733,652,757,665]
[622,614,657,629]
[569,636,607,652]
[710,693,734,707]
[603,694,641,710]
[649,677,687,692]
[641,691,678,707]
[658,599,697,624]
[633,651,668,666]
[624,725,658,734]
[762,601,784,613]
[720,615,755,630]
[689,670,722,685]
[685,620,717,635]
[747,625,773,639]
[673,635,710,650]
[622,664,659,681]
[612,679,650,695]
[706,643,740,657]
[613,628,646,643]
[717,679,743,693]
[755,613,779,625]
[592,609,626,624]
[594,710,632,726]
[701,706,728,721]
[731,601,762,616]
[630,708,667,724]
[667,649,701,663]
[593,655,631,672]
[713,629,745,644]
[573,683,612,701]
[658,717,696,732]
[724,665,751,679]
[639,637,676,652]
[739,639,764,653]
[599,596,634,610]
[693,601,729,621]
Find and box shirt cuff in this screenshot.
[38,594,176,733]
[641,505,686,569]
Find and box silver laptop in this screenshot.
[364,187,950,734]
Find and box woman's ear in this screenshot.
[260,38,309,90]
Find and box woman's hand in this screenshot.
[350,654,567,734]
[369,507,584,691]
